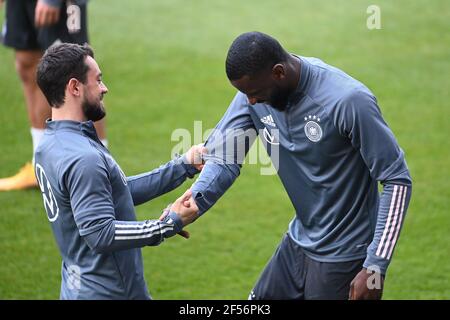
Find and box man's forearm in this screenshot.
[127,155,198,206]
[364,181,412,274]
[82,211,183,254]
[191,161,241,215]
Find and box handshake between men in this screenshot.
[159,144,208,239]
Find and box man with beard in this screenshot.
[34,43,206,299]
[190,32,412,299]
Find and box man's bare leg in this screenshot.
[15,50,50,130]
[0,50,48,191]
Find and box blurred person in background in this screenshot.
[0,0,107,191]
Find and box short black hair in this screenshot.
[37,43,94,108]
[225,32,289,81]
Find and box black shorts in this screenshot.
[2,0,88,50]
[249,233,364,300]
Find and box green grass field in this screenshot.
[0,0,449,299]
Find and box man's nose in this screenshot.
[102,83,108,94]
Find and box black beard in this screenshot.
[268,86,290,112]
[82,96,105,122]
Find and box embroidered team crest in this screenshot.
[304,115,322,142]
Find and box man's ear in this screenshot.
[272,64,286,80]
[67,78,81,98]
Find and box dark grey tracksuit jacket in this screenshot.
[191,55,412,275]
[35,120,197,299]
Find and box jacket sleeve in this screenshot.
[191,92,257,215]
[334,89,412,274]
[127,155,198,206]
[42,0,63,7]
[65,152,184,254]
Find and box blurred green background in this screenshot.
[0,0,449,299]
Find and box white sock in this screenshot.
[31,128,45,163]
[101,139,108,148]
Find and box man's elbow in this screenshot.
[83,229,115,254]
[89,242,112,255]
